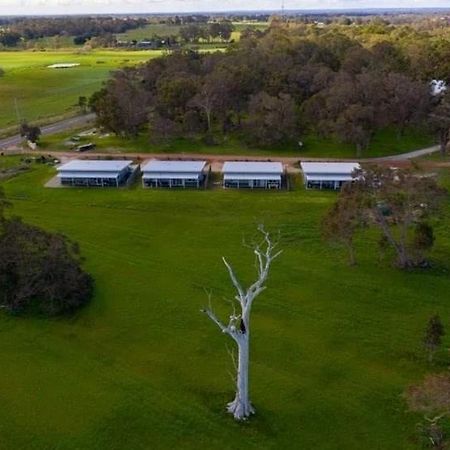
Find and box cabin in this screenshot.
[142,160,207,188]
[300,162,360,190]
[222,161,283,189]
[57,160,133,187]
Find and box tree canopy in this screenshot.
[91,22,450,154]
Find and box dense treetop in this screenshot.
[91,22,450,154]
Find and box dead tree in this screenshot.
[202,225,281,421]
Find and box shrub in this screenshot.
[0,217,93,316]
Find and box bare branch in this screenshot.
[201,307,229,334]
[222,257,245,301]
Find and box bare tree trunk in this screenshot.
[205,109,212,133]
[347,243,356,266]
[227,334,255,419]
[375,210,413,268]
[439,131,448,157]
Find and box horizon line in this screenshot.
[2,6,450,18]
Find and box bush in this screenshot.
[0,67,4,77]
[0,217,93,316]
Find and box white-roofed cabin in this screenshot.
[222,161,283,189]
[300,162,360,190]
[142,160,207,188]
[57,160,133,187]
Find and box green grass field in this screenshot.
[0,50,159,130]
[117,24,183,41]
[0,157,449,449]
[42,126,435,158]
[116,22,269,43]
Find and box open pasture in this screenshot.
[0,50,157,130]
[0,159,449,448]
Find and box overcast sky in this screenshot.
[1,0,450,15]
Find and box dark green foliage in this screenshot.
[19,121,41,143]
[78,96,88,114]
[423,315,445,363]
[0,216,93,317]
[0,31,21,47]
[90,69,150,137]
[0,186,11,219]
[414,222,435,253]
[243,92,298,147]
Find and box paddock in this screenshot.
[142,160,207,188]
[222,161,283,189]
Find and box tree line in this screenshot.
[0,16,147,47]
[179,21,234,43]
[91,22,450,155]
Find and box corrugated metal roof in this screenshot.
[58,160,132,173]
[222,161,283,174]
[142,173,202,180]
[57,171,121,179]
[142,160,206,173]
[300,162,360,175]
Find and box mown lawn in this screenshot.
[42,126,435,159]
[0,159,449,449]
[0,50,158,129]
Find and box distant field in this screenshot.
[0,158,448,449]
[41,126,435,159]
[116,21,269,42]
[116,24,183,41]
[0,50,158,130]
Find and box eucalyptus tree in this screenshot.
[202,226,281,421]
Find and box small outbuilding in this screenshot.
[142,160,207,188]
[222,161,283,189]
[57,160,133,187]
[300,162,360,190]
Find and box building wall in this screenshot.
[223,177,281,189]
[142,174,203,188]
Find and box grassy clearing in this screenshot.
[0,158,449,449]
[0,50,159,129]
[41,126,435,159]
[116,22,269,43]
[116,24,183,41]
